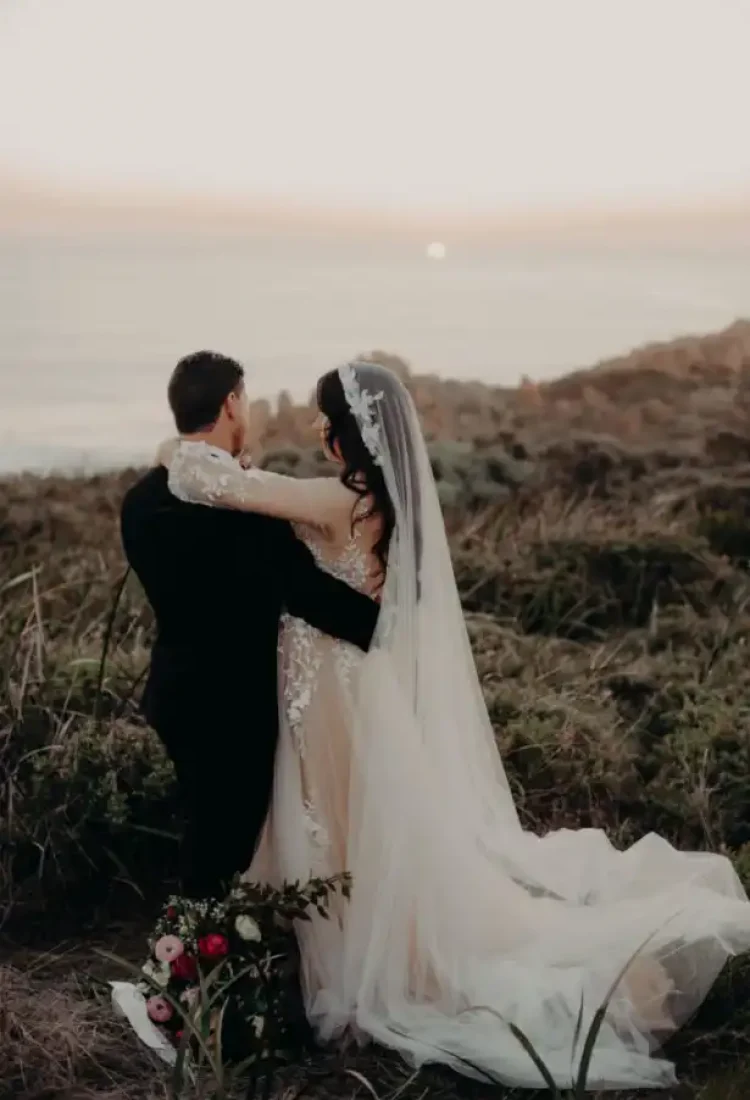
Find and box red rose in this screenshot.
[166,906,177,919]
[198,933,229,959]
[170,952,198,980]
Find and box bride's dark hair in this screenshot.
[316,366,395,583]
[317,363,423,594]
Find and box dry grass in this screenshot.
[5,440,750,1097]
[0,961,165,1100]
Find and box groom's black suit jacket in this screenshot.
[120,466,378,898]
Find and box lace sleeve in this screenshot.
[167,443,352,528]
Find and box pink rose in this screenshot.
[146,995,173,1023]
[154,935,184,964]
[198,933,229,960]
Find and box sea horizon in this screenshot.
[2,221,749,475]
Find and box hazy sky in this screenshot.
[1,0,750,214]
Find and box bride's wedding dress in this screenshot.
[159,364,750,1090]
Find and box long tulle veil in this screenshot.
[334,361,750,1090]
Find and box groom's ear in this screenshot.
[224,389,241,420]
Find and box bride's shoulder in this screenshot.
[298,477,372,543]
[306,476,360,511]
[325,480,379,530]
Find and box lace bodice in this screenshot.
[294,522,371,594]
[279,525,370,865]
[281,522,370,738]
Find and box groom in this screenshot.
[121,351,378,899]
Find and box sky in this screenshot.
[1,0,750,216]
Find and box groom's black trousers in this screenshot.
[161,729,274,900]
[143,646,278,900]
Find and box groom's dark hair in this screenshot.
[168,351,245,433]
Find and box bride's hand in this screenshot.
[155,438,179,468]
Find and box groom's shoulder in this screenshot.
[121,466,169,515]
[120,469,295,550]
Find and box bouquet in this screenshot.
[129,874,350,1069]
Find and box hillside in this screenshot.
[253,319,750,452]
[246,322,750,541]
[4,323,750,1099]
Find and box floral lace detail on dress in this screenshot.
[303,799,330,863]
[278,616,324,749]
[303,526,371,593]
[280,521,371,869]
[279,519,371,752]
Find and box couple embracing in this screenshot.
[116,351,750,1090]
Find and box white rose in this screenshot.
[235,915,261,942]
[252,1015,265,1037]
[142,959,170,988]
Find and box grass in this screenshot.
[4,452,750,1098]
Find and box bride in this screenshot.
[157,361,750,1089]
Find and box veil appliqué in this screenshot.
[338,363,386,468]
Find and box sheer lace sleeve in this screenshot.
[167,442,352,528]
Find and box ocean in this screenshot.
[1,227,748,473]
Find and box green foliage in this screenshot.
[5,453,750,1095]
[3,465,750,915]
